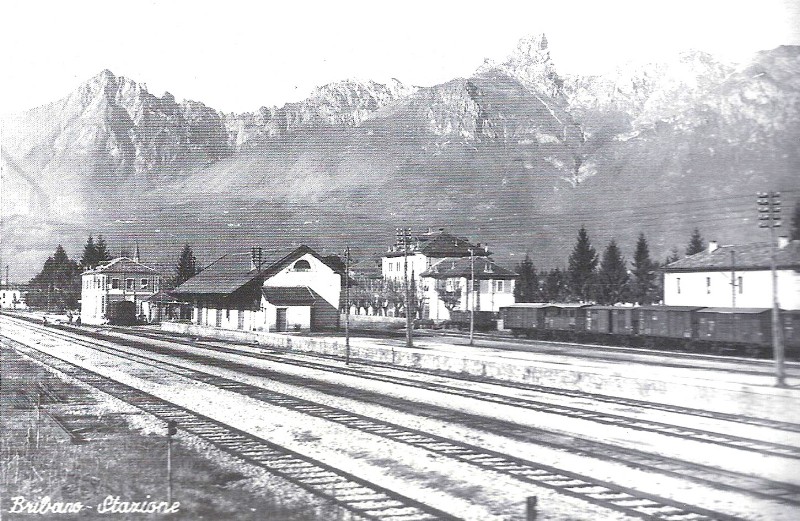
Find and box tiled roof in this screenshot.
[420,257,517,279]
[664,241,800,271]
[172,246,325,296]
[262,286,316,305]
[83,257,159,276]
[385,230,489,258]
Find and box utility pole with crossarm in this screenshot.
[396,228,413,348]
[757,191,785,387]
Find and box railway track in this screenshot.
[129,326,800,436]
[28,324,800,510]
[2,338,458,521]
[102,327,800,461]
[3,318,796,519]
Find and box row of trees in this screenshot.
[26,238,203,311]
[514,227,712,306]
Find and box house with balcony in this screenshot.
[420,256,517,322]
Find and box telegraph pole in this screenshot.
[468,248,476,346]
[730,250,736,309]
[397,228,413,348]
[757,192,785,387]
[344,246,350,365]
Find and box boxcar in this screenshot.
[108,300,137,325]
[637,306,703,348]
[544,304,590,333]
[585,306,638,336]
[696,308,772,353]
[783,310,800,352]
[448,310,498,331]
[501,303,551,337]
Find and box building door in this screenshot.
[237,309,245,330]
[216,308,222,328]
[276,308,287,332]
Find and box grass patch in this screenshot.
[1,346,351,520]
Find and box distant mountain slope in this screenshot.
[2,35,798,281]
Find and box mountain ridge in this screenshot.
[2,36,799,281]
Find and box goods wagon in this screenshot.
[108,300,138,325]
[637,306,702,348]
[543,304,590,340]
[447,310,498,331]
[501,304,551,337]
[585,306,638,335]
[783,310,800,354]
[697,308,772,355]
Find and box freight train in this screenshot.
[500,303,800,358]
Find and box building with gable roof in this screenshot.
[172,245,341,332]
[420,256,517,321]
[381,229,490,286]
[80,257,162,324]
[663,237,800,310]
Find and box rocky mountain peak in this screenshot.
[476,33,563,98]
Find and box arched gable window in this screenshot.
[293,259,311,271]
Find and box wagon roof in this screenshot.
[697,307,771,314]
[502,303,554,308]
[637,305,706,311]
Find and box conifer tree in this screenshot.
[567,226,598,302]
[513,254,540,303]
[665,246,680,265]
[685,228,705,256]
[95,235,112,263]
[80,235,98,270]
[28,245,81,310]
[631,233,658,305]
[175,244,199,287]
[596,239,629,304]
[791,200,800,241]
[543,268,567,302]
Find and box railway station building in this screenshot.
[172,246,341,333]
[80,256,163,324]
[663,237,800,310]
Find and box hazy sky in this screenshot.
[1,0,798,114]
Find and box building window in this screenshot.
[388,263,392,272]
[111,278,119,289]
[706,277,711,294]
[293,259,311,271]
[677,278,680,294]
[141,278,148,290]
[738,276,743,294]
[497,280,504,292]
[126,278,135,290]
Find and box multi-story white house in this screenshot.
[0,284,26,309]
[80,257,162,324]
[381,229,490,287]
[421,256,517,321]
[173,246,341,332]
[663,238,800,310]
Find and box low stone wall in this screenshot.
[342,314,406,329]
[160,321,800,424]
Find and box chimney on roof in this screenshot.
[778,236,789,249]
[251,247,263,271]
[133,241,140,263]
[708,241,718,253]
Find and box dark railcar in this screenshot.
[783,310,800,352]
[448,310,498,331]
[501,304,551,337]
[637,306,703,349]
[108,300,137,325]
[544,304,591,332]
[585,306,638,336]
[697,308,772,347]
